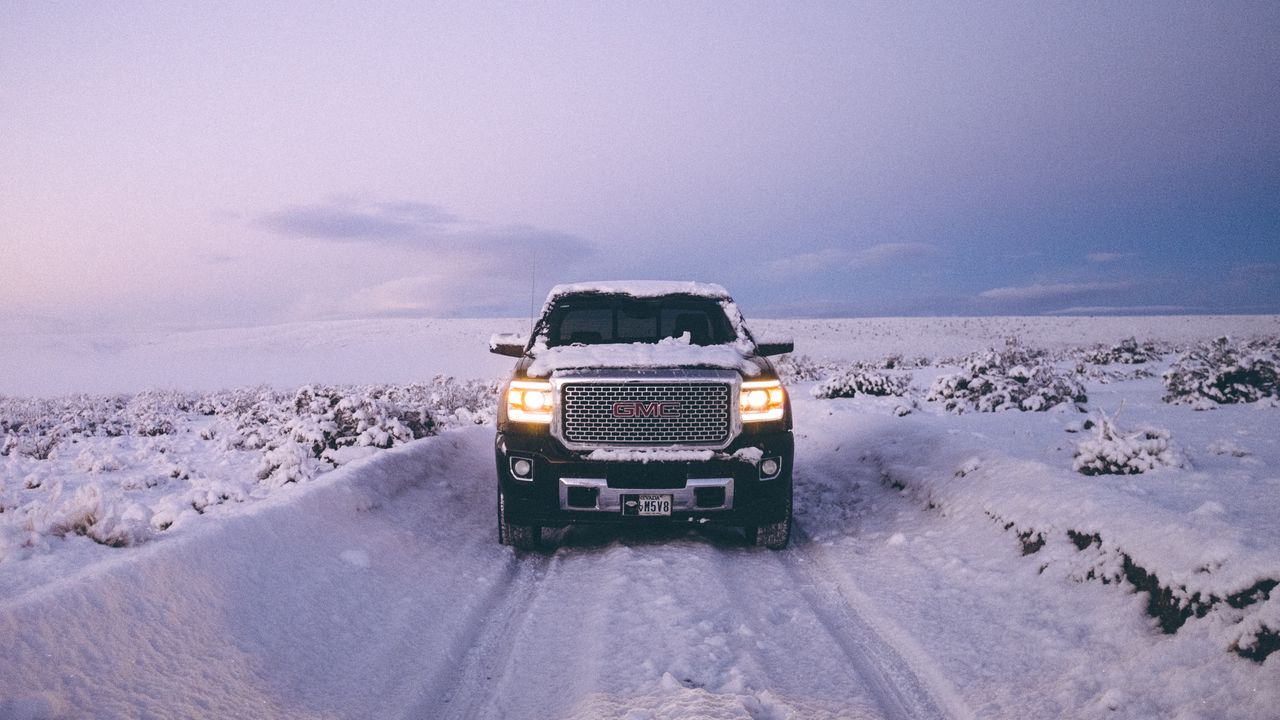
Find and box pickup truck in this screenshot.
[489,281,794,550]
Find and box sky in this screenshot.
[2,1,1278,331]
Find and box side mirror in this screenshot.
[755,334,794,357]
[489,333,529,357]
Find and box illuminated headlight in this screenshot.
[740,380,786,422]
[507,380,554,423]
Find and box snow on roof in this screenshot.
[545,280,732,301]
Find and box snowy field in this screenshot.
[2,315,1279,719]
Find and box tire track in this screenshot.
[783,522,974,720]
[409,551,551,720]
[698,542,892,719]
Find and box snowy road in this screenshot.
[421,525,959,720]
[3,410,1276,718]
[1,426,970,719]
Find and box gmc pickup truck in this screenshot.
[489,281,794,551]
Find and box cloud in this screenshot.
[978,281,1132,302]
[200,253,239,266]
[258,198,593,260]
[259,198,598,319]
[852,242,934,267]
[767,242,934,277]
[1085,252,1136,263]
[292,236,539,319]
[1045,305,1194,315]
[299,271,517,319]
[259,201,454,240]
[1229,261,1280,286]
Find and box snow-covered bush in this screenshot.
[812,369,912,399]
[44,483,153,548]
[775,354,928,387]
[2,376,503,561]
[1162,337,1279,408]
[1081,337,1163,365]
[245,384,431,485]
[773,354,845,383]
[123,390,194,436]
[1083,365,1157,384]
[1073,414,1184,475]
[5,377,492,495]
[73,448,126,474]
[927,344,1087,413]
[202,387,292,451]
[875,353,931,370]
[411,376,501,429]
[185,378,498,486]
[255,442,330,487]
[1,392,197,458]
[290,385,430,452]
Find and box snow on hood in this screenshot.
[525,334,763,377]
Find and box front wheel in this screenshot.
[498,489,540,551]
[746,487,792,550]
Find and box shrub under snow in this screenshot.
[1162,337,1279,408]
[1081,336,1164,365]
[773,354,846,383]
[1,376,500,559]
[812,369,912,399]
[927,343,1087,413]
[1073,414,1185,476]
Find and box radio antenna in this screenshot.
[528,254,537,334]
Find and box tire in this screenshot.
[747,485,792,550]
[498,489,541,551]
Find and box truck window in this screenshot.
[544,295,736,347]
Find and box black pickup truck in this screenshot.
[489,281,794,550]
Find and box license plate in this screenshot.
[622,494,672,516]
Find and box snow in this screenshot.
[2,314,1279,718]
[586,449,717,463]
[526,335,763,377]
[545,280,732,302]
[582,448,764,465]
[521,282,767,377]
[5,315,1277,396]
[0,318,529,396]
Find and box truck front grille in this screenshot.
[560,382,731,446]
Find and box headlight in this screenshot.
[740,379,785,422]
[507,380,554,424]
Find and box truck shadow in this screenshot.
[546,522,754,553]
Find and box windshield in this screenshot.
[541,294,738,347]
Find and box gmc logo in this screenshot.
[611,401,682,419]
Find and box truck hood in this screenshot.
[523,337,766,378]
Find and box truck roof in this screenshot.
[545,280,732,302]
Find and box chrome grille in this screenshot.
[561,382,731,446]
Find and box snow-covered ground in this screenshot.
[4,315,1276,396]
[2,316,1278,719]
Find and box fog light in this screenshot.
[760,457,781,480]
[510,457,533,480]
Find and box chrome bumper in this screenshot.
[558,477,735,512]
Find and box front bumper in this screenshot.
[495,424,793,528]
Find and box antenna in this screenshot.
[528,253,537,334]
